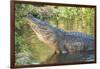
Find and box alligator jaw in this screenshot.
[26,14,48,26]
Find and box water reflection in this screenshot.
[44,51,94,64]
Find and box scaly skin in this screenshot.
[26,14,94,54]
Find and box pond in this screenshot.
[43,51,95,64]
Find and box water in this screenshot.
[44,51,95,64]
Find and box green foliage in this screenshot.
[15,4,95,65]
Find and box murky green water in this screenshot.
[43,51,95,64]
[31,51,95,65]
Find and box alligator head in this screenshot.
[26,14,59,52]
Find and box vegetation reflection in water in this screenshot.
[45,51,94,64]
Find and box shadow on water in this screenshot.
[44,51,95,64]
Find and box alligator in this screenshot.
[26,14,94,55]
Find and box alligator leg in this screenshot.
[58,41,68,54]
